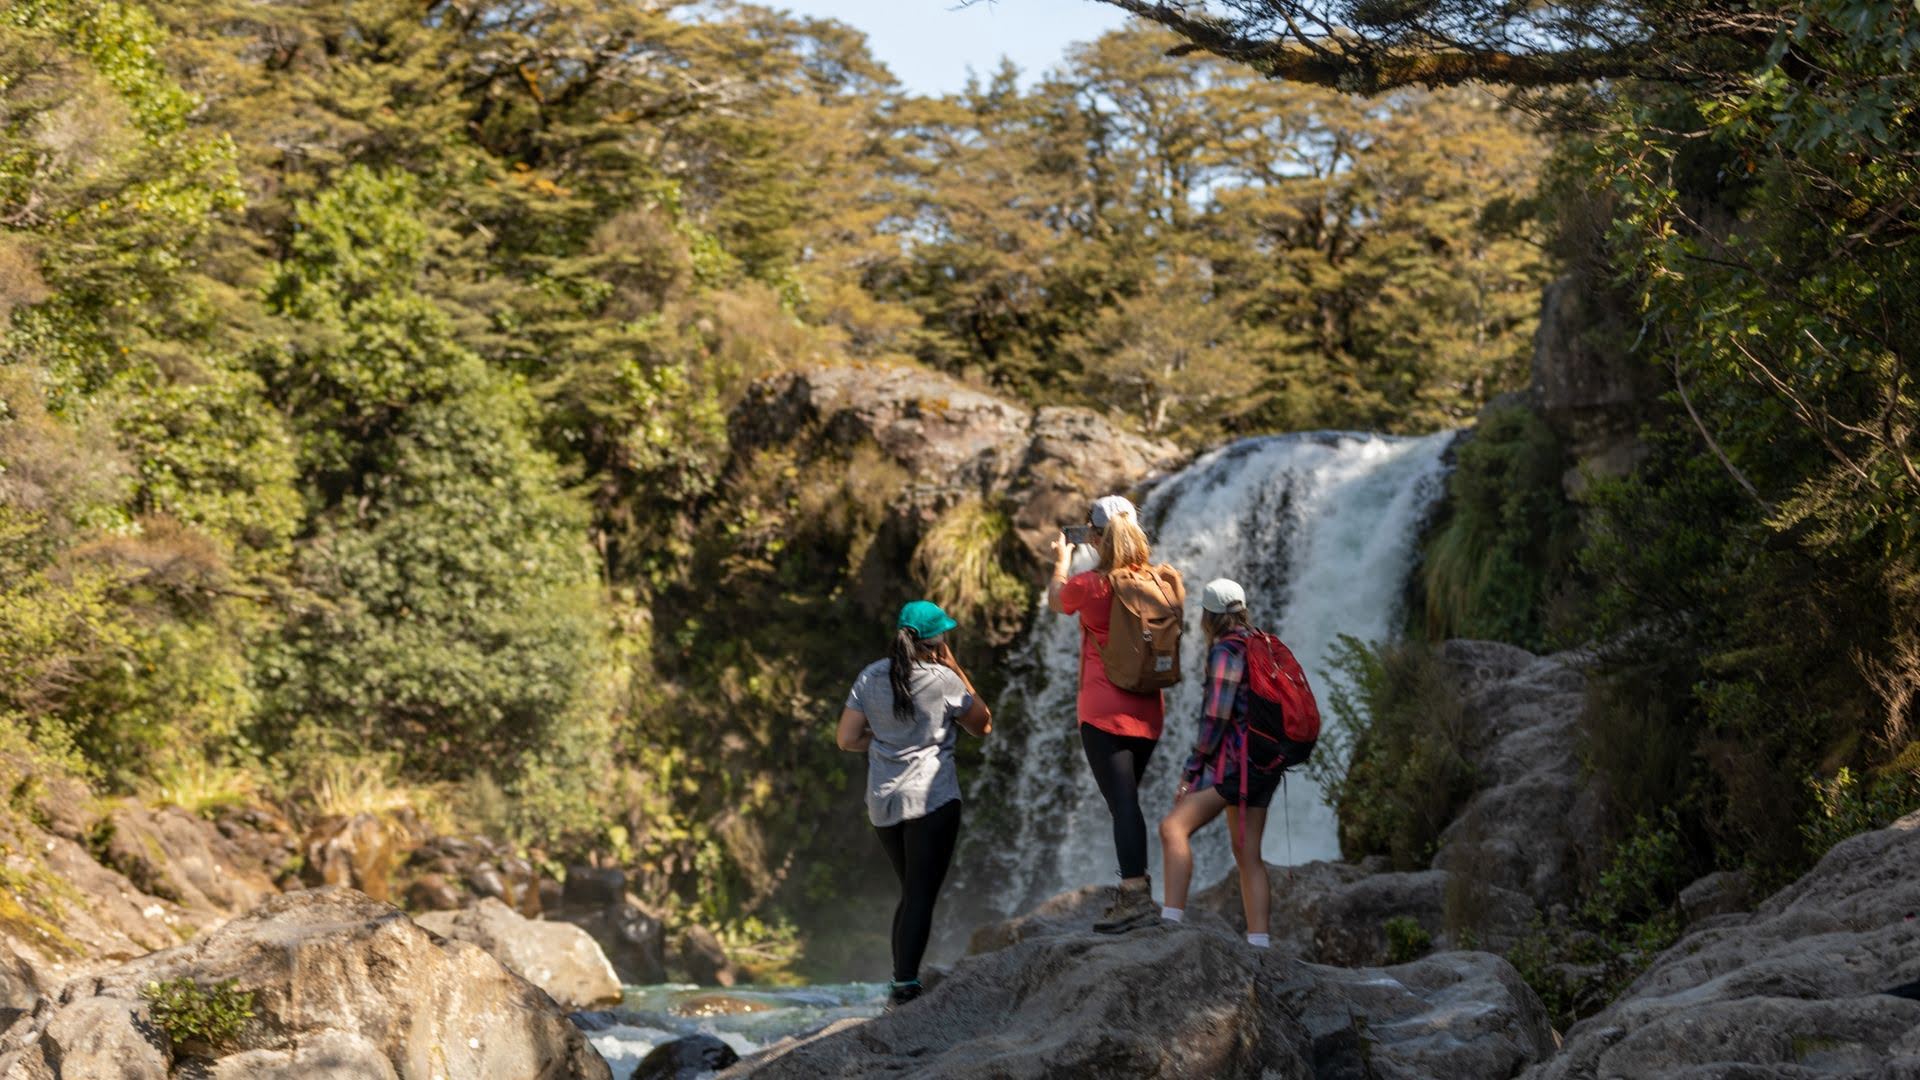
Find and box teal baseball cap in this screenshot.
[898,599,958,640]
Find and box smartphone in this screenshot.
[1063,525,1093,546]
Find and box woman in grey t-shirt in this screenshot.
[837,599,992,1010]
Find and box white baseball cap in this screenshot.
[1089,495,1136,528]
[1200,578,1247,614]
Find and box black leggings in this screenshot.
[874,798,962,983]
[1080,724,1158,880]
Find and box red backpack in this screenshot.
[1213,630,1322,820]
[1243,630,1321,767]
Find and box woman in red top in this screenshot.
[1048,496,1167,934]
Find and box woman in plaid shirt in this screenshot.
[1156,578,1278,949]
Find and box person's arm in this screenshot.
[934,642,992,736]
[1046,533,1074,614]
[1179,644,1245,796]
[836,707,872,752]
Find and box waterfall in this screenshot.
[956,430,1457,920]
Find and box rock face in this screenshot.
[1527,273,1656,495]
[1428,641,1603,911]
[737,918,1551,1080]
[1527,811,1920,1079]
[732,364,1183,576]
[417,897,623,1010]
[0,887,611,1080]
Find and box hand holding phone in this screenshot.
[1063,524,1093,546]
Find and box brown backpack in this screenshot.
[1098,564,1186,693]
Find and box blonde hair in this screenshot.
[1097,515,1152,572]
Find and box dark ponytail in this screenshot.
[888,627,919,723]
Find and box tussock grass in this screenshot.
[910,498,1029,641]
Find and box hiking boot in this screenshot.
[1091,876,1159,934]
[884,980,923,1012]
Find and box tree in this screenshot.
[258,167,605,777]
[1069,262,1259,437]
[1093,0,1777,94]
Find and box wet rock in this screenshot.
[672,924,734,987]
[1527,811,1920,1079]
[634,1033,739,1080]
[417,897,622,1010]
[0,888,610,1079]
[551,893,667,986]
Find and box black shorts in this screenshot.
[1212,766,1284,809]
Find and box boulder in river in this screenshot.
[417,896,623,1010]
[0,886,610,1079]
[634,1033,741,1080]
[671,924,736,987]
[1526,810,1920,1079]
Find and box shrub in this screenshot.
[1314,636,1477,869]
[1803,765,1920,858]
[1417,405,1579,650]
[142,977,255,1052]
[1384,915,1432,964]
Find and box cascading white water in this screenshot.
[960,430,1457,918]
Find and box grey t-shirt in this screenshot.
[845,658,972,827]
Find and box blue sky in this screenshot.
[769,0,1131,97]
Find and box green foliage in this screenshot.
[141,977,255,1051]
[1418,407,1579,649]
[1804,765,1920,858]
[1557,0,1920,882]
[259,166,605,780]
[1383,916,1432,964]
[1314,637,1477,869]
[911,498,1030,645]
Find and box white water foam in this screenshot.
[960,430,1455,917]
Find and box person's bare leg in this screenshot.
[1158,788,1228,912]
[1226,806,1271,936]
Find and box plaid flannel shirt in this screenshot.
[1182,630,1249,788]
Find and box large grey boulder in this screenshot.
[0,887,611,1080]
[729,926,1312,1079]
[417,897,622,1009]
[730,919,1551,1079]
[1526,811,1920,1078]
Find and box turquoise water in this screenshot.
[581,983,886,1078]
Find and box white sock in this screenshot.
[1246,932,1270,948]
[1161,907,1184,923]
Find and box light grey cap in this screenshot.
[1089,495,1136,528]
[1200,578,1247,614]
